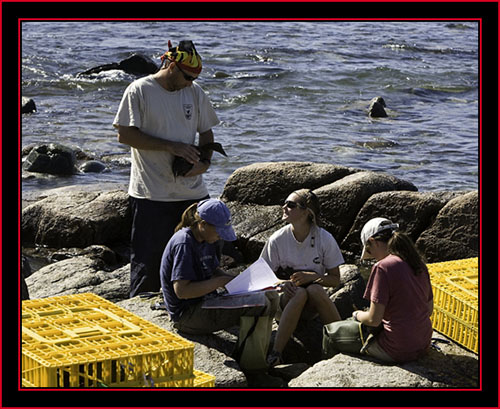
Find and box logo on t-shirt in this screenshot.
[183,104,194,120]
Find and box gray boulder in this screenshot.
[416,191,479,262]
[314,171,417,243]
[221,162,356,205]
[22,143,76,175]
[227,202,284,261]
[289,344,478,388]
[26,257,129,302]
[327,264,369,318]
[21,189,131,248]
[341,190,462,260]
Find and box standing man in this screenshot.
[113,40,219,297]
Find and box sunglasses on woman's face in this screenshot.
[284,200,306,209]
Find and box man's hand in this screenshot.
[184,160,210,177]
[116,126,201,164]
[169,142,200,164]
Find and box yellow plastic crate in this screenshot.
[21,293,211,388]
[427,258,479,353]
[193,369,216,387]
[146,370,216,388]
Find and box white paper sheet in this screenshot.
[225,258,279,295]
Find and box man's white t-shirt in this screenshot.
[113,75,220,201]
[260,224,344,276]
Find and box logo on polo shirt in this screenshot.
[183,104,193,120]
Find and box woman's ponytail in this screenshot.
[175,202,201,232]
[387,231,427,275]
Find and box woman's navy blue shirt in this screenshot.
[160,227,219,321]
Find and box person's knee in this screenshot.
[306,283,327,299]
[264,291,280,316]
[265,290,279,304]
[296,286,308,296]
[292,287,308,305]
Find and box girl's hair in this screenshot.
[373,229,427,275]
[293,189,321,226]
[175,202,202,232]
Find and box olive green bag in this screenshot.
[233,315,273,372]
[322,318,373,358]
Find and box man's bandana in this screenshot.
[161,40,202,75]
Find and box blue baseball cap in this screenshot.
[197,199,237,241]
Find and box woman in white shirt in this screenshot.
[260,189,344,366]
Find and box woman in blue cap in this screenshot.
[160,199,282,386]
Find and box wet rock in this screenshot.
[78,54,158,76]
[78,160,107,173]
[368,96,388,118]
[22,143,76,175]
[354,139,398,149]
[22,97,37,114]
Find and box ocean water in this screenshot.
[21,21,479,199]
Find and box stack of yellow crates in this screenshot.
[427,257,479,353]
[21,293,215,388]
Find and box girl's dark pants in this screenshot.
[129,196,207,298]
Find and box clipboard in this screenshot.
[201,290,270,309]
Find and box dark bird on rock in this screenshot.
[173,143,227,177]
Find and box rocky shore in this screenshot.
[22,161,479,388]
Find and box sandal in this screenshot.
[267,350,283,367]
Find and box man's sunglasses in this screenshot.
[176,64,197,82]
[284,200,306,209]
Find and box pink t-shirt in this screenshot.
[364,254,433,362]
